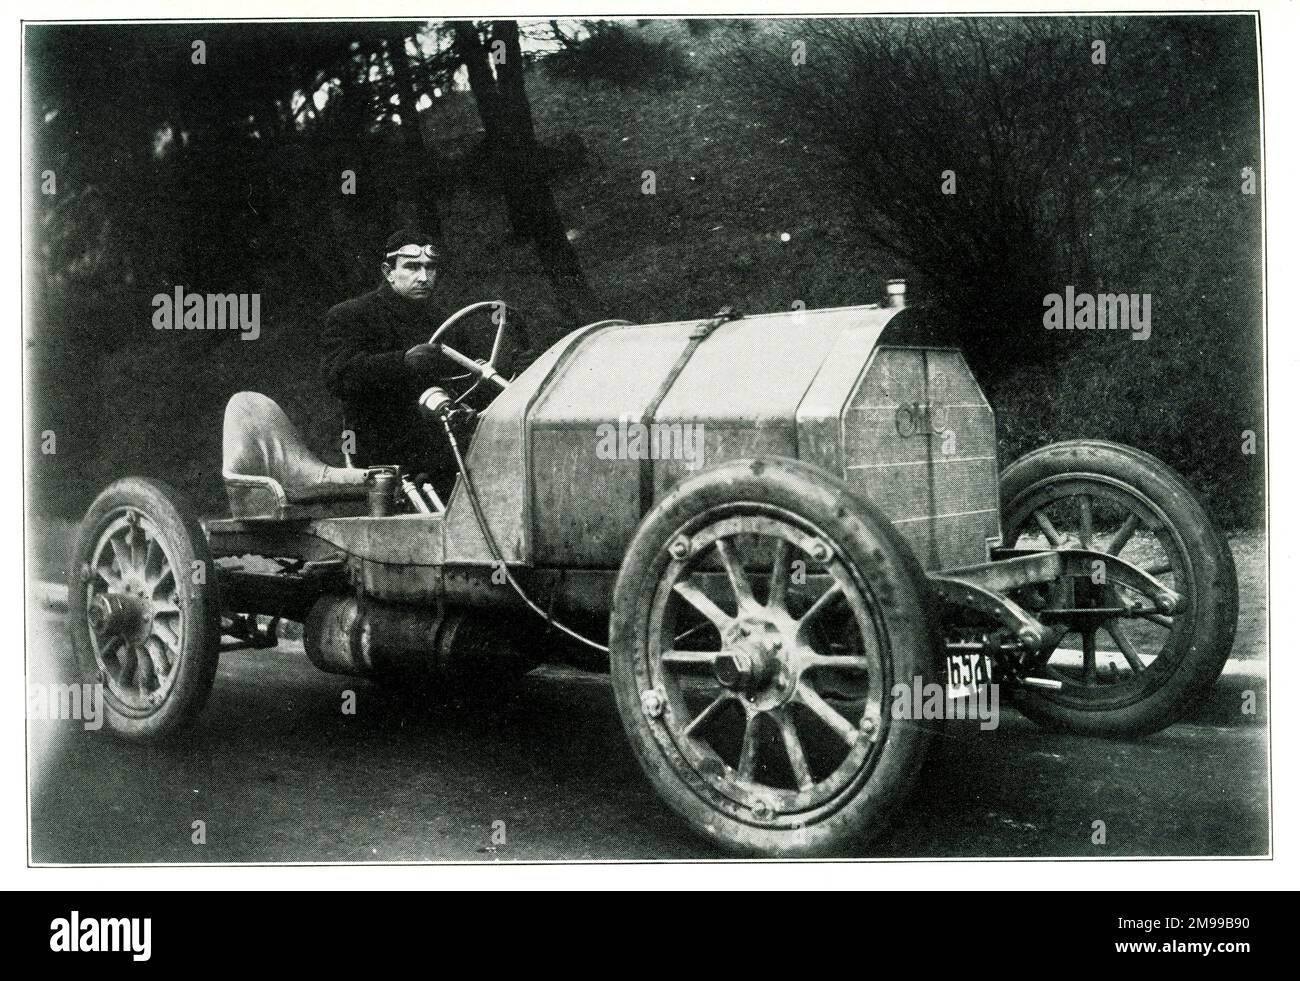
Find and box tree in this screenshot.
[452,19,596,328]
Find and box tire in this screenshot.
[1000,440,1238,737]
[67,477,221,742]
[610,457,941,857]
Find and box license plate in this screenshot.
[946,652,992,700]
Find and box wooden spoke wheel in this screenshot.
[1001,441,1237,736]
[68,478,220,742]
[611,458,940,857]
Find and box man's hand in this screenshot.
[403,343,442,372]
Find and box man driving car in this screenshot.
[320,229,462,483]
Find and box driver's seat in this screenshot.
[222,392,369,519]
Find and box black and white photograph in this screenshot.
[17,3,1277,876]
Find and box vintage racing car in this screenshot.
[67,293,1239,856]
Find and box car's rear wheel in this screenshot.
[67,478,221,742]
[1000,440,1238,736]
[610,458,940,857]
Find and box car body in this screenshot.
[68,295,1239,856]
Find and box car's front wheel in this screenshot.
[610,457,940,857]
[1000,440,1238,737]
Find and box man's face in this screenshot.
[384,255,438,301]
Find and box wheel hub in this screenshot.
[88,592,154,644]
[714,617,796,709]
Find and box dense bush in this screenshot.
[544,21,692,89]
[718,18,1259,370]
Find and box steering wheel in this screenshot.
[426,300,522,402]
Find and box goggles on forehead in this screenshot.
[386,244,441,262]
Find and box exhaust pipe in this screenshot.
[302,595,536,682]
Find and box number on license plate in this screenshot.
[946,652,992,700]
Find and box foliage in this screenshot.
[544,20,692,89]
[718,17,1259,375]
[24,18,1264,528]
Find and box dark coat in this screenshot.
[320,284,454,475]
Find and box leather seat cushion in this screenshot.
[223,392,367,493]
